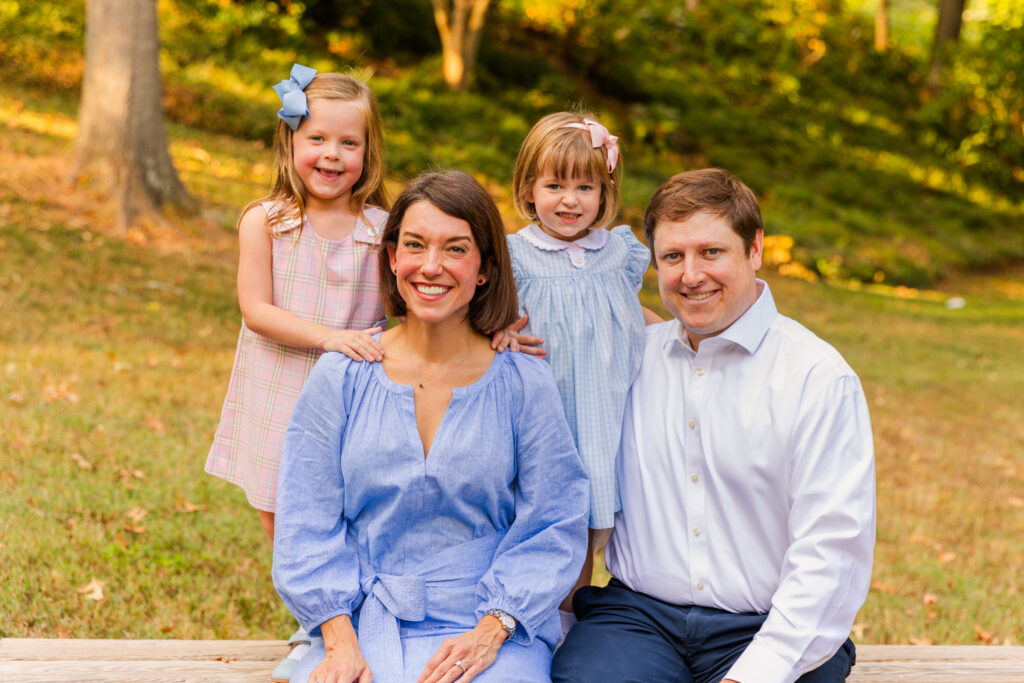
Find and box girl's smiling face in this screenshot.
[387,200,486,326]
[292,99,366,207]
[528,171,602,241]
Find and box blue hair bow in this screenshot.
[273,63,318,131]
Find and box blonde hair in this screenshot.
[248,72,389,235]
[512,111,622,231]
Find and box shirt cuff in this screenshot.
[724,641,797,683]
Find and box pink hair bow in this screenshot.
[563,119,619,173]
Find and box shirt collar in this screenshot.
[663,279,777,354]
[517,223,608,251]
[351,212,382,245]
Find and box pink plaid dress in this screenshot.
[205,200,387,512]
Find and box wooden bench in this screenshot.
[1,639,1023,681]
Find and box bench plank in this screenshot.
[0,639,286,662]
[2,639,1023,682]
[0,660,271,683]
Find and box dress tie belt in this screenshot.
[358,533,504,682]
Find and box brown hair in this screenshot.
[643,168,762,255]
[378,171,519,334]
[254,71,389,235]
[512,111,621,231]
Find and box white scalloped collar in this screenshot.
[517,223,608,251]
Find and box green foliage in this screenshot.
[0,0,1021,286]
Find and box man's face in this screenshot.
[652,211,763,349]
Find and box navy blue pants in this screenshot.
[551,579,856,683]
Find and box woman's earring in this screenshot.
[477,277,486,285]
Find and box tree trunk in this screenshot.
[926,0,966,87]
[875,0,889,52]
[71,0,196,231]
[430,0,491,92]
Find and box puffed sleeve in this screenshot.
[272,353,363,636]
[474,354,590,647]
[610,224,651,293]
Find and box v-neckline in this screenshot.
[373,349,505,462]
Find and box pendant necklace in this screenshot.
[405,335,472,389]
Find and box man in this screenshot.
[552,168,875,683]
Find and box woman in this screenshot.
[272,170,590,683]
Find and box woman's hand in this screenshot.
[490,315,545,357]
[318,326,384,361]
[416,615,508,682]
[309,616,373,683]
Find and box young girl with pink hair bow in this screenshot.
[494,111,662,635]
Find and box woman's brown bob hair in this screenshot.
[378,171,519,335]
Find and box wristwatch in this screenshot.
[485,608,516,640]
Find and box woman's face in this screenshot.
[388,200,486,326]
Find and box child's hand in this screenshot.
[491,315,546,357]
[319,326,384,361]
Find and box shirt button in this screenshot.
[689,420,696,430]
[691,474,699,483]
[696,367,705,376]
[693,528,701,537]
[696,582,705,591]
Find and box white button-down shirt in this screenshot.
[606,281,875,683]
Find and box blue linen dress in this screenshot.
[273,347,590,683]
[507,224,649,529]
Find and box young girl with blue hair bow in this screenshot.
[205,63,390,681]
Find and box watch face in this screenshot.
[487,609,515,635]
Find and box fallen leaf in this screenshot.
[70,452,93,470]
[7,391,24,404]
[938,551,956,564]
[123,523,147,535]
[1007,496,1024,509]
[43,383,81,404]
[125,507,148,523]
[144,416,166,434]
[872,581,895,595]
[77,577,105,601]
[116,469,146,483]
[923,593,938,605]
[908,636,934,645]
[175,497,205,513]
[975,624,996,644]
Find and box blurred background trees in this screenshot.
[1,0,1021,286]
[72,0,196,230]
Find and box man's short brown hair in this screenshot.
[378,170,519,334]
[643,168,763,255]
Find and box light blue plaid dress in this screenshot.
[508,223,649,529]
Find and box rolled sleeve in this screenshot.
[728,374,875,682]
